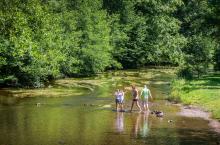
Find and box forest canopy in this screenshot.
[0,0,219,87]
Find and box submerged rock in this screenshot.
[184,105,192,109]
[102,104,111,108]
[168,120,174,123]
[151,110,164,117]
[58,140,65,145]
[36,103,41,107]
[156,112,164,117]
[119,109,126,112]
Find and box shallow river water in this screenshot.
[0,69,220,145]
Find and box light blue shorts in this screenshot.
[116,99,123,104]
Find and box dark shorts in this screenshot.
[116,99,123,104]
[133,98,138,101]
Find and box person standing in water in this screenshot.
[130,85,142,112]
[140,85,153,111]
[115,89,120,111]
[115,89,124,111]
[118,89,125,111]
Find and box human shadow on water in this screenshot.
[131,111,151,138]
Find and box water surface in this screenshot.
[0,69,219,145]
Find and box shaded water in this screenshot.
[0,69,220,145]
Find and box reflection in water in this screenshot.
[131,112,151,138]
[140,112,150,137]
[131,113,140,138]
[115,112,124,133]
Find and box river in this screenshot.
[0,69,219,145]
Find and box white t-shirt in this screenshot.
[115,92,120,99]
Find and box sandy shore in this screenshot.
[176,104,220,133]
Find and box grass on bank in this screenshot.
[0,79,96,98]
[170,73,220,119]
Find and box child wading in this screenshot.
[115,89,124,111]
[140,85,153,111]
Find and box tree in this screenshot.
[104,0,186,68]
[210,0,220,71]
[135,0,186,66]
[176,0,218,78]
[179,35,216,78]
[0,0,66,86]
[214,47,220,71]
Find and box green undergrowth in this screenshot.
[170,73,220,119]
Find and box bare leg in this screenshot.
[136,101,142,111]
[146,102,149,110]
[116,102,119,111]
[146,99,150,110]
[121,104,123,111]
[143,101,146,111]
[130,101,134,112]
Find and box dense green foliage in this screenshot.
[211,0,220,71]
[0,0,220,87]
[176,0,219,79]
[105,0,186,68]
[0,0,113,87]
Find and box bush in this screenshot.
[169,79,186,103]
[180,35,217,78]
[214,48,220,71]
[177,66,193,80]
[3,75,18,86]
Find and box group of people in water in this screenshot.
[114,85,153,112]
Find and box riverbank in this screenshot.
[0,79,96,98]
[169,73,220,120]
[0,68,174,99]
[172,103,220,133]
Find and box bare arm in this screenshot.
[149,90,153,99]
[136,89,139,99]
[140,90,143,97]
[122,92,125,97]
